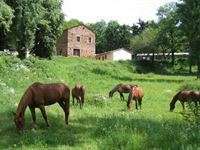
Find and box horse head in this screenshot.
[109,91,113,98]
[169,102,175,112]
[13,112,25,131]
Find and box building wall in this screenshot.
[56,25,95,57]
[95,52,113,60]
[113,49,132,61]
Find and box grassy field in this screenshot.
[0,55,199,149]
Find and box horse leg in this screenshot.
[180,102,185,111]
[29,107,36,127]
[135,100,138,110]
[58,101,69,124]
[64,98,70,125]
[77,97,82,109]
[72,96,75,105]
[81,93,85,108]
[127,93,132,110]
[39,105,50,127]
[120,93,125,101]
[138,98,142,109]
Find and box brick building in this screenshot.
[56,25,95,57]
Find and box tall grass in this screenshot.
[0,55,199,149]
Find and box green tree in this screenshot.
[104,21,131,51]
[32,0,64,58]
[156,2,181,66]
[89,20,107,53]
[177,0,200,78]
[7,0,42,59]
[0,1,13,50]
[130,27,159,62]
[63,19,82,30]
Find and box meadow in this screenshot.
[0,55,199,149]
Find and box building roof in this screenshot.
[96,48,133,56]
[63,24,95,34]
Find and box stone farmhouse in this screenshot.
[56,24,95,57]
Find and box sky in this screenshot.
[62,0,177,25]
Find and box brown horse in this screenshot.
[13,82,70,131]
[72,84,85,109]
[109,83,137,101]
[127,86,144,110]
[170,90,200,111]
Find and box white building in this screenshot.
[95,48,132,61]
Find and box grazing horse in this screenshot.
[72,84,85,109]
[13,82,70,131]
[109,83,137,101]
[169,90,200,111]
[127,86,144,110]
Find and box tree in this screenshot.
[63,19,82,30]
[0,1,13,50]
[89,20,107,53]
[5,0,63,59]
[32,0,64,58]
[156,2,180,66]
[177,0,200,78]
[104,21,131,51]
[130,27,159,62]
[6,0,42,59]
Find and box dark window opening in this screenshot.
[89,37,92,43]
[77,36,80,42]
[73,49,80,56]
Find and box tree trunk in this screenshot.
[189,57,192,74]
[171,49,175,66]
[197,57,200,79]
[152,51,155,63]
[17,48,27,59]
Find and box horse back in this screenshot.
[30,83,70,105]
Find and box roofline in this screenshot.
[96,48,133,55]
[63,24,95,34]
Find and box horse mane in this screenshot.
[110,84,122,94]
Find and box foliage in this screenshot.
[130,27,159,62]
[156,2,184,66]
[104,21,131,51]
[0,1,13,50]
[89,20,107,53]
[2,0,64,59]
[32,0,64,58]
[177,0,200,78]
[63,19,82,30]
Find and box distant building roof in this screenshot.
[63,24,95,34]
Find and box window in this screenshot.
[73,49,80,56]
[77,36,80,42]
[89,37,92,43]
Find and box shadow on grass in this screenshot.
[0,112,93,149]
[0,110,199,149]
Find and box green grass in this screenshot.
[0,55,199,149]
